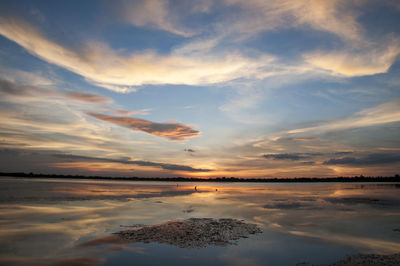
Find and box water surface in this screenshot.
[0,177,399,265]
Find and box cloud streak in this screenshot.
[86,112,199,141]
[53,154,212,172]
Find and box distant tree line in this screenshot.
[1,172,399,182]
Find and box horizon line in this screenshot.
[1,172,399,183]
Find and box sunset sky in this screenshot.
[0,0,399,178]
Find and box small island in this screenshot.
[114,218,262,248]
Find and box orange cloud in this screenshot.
[64,91,111,103]
[103,107,150,116]
[87,112,200,141]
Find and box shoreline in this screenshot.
[1,172,400,183]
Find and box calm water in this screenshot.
[0,177,399,266]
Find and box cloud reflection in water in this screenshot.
[0,178,399,265]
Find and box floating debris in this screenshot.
[115,218,262,248]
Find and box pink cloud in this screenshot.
[87,112,199,141]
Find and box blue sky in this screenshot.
[0,0,399,177]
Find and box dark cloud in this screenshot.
[263,153,314,161]
[334,151,354,156]
[86,112,200,141]
[263,152,354,162]
[53,154,211,172]
[299,161,315,165]
[323,153,400,166]
[0,79,52,96]
[263,202,303,209]
[64,91,111,103]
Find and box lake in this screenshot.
[0,177,399,265]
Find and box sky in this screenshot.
[0,0,399,178]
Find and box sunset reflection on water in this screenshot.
[0,178,399,265]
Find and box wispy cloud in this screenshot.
[93,83,137,94]
[113,0,365,44]
[0,16,273,91]
[86,112,199,141]
[252,100,400,156]
[53,154,212,172]
[286,99,400,135]
[304,43,400,77]
[187,0,398,79]
[223,0,362,42]
[223,0,399,77]
[0,68,53,86]
[111,0,194,37]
